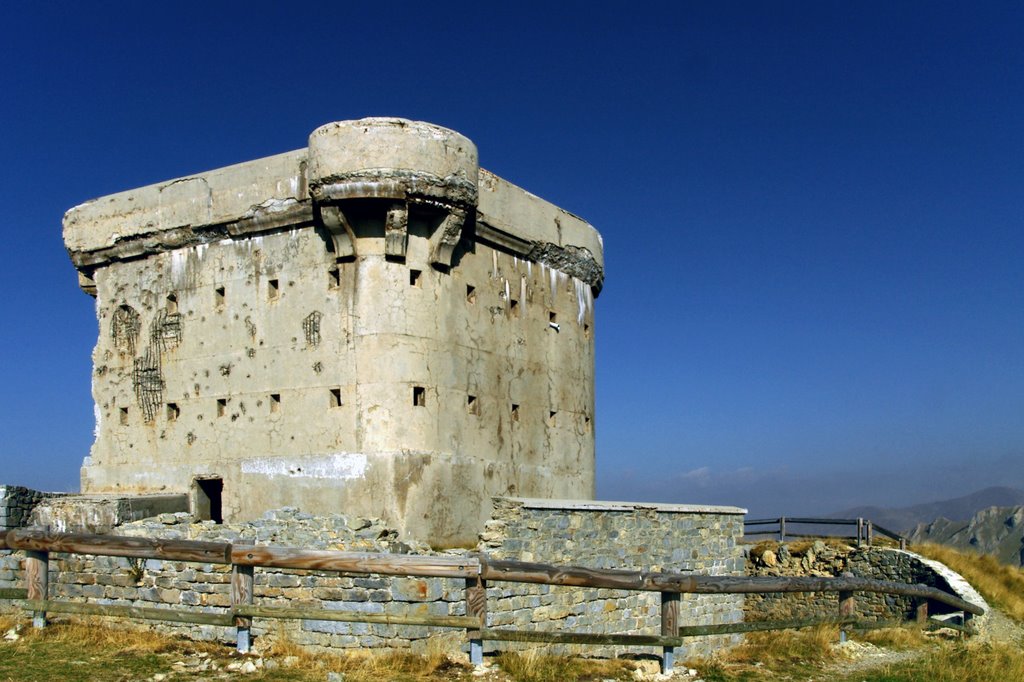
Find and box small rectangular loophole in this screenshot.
[330,388,342,408]
[215,286,225,307]
[584,322,591,338]
[585,415,592,432]
[119,407,129,425]
[412,386,426,407]
[548,410,557,427]
[410,269,422,287]
[466,285,476,303]
[166,294,178,314]
[467,395,478,415]
[548,310,557,323]
[270,393,281,413]
[509,299,519,316]
[166,403,179,422]
[268,279,280,301]
[511,403,520,422]
[328,266,340,289]
[217,398,227,417]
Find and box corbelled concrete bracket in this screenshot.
[62,117,605,293]
[317,204,357,260]
[384,203,409,259]
[429,207,466,267]
[308,118,479,265]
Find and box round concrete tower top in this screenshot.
[307,118,479,208]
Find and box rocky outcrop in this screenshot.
[908,505,1024,566]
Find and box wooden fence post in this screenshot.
[25,550,49,628]
[779,517,786,543]
[856,518,864,547]
[914,599,928,624]
[465,577,486,666]
[660,591,680,674]
[231,564,255,653]
[838,590,855,643]
[866,521,874,547]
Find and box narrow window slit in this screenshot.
[119,407,129,425]
[166,294,178,314]
[412,386,426,407]
[217,398,227,417]
[166,403,179,421]
[466,285,476,303]
[215,286,225,307]
[328,266,340,289]
[548,410,557,426]
[467,395,478,415]
[329,388,342,408]
[268,279,280,300]
[511,404,520,422]
[270,393,281,413]
[410,269,422,287]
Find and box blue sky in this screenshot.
[1,2,1021,517]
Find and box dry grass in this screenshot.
[724,625,840,667]
[913,542,1024,622]
[261,630,467,681]
[787,538,854,555]
[494,649,636,682]
[855,625,930,650]
[687,625,841,680]
[9,615,224,656]
[835,640,1024,682]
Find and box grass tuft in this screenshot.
[845,640,1024,682]
[855,626,930,650]
[495,649,636,682]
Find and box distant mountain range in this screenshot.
[907,505,1024,566]
[830,486,1024,534]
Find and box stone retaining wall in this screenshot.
[0,498,747,664]
[745,540,972,622]
[0,486,53,531]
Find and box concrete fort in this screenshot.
[63,118,603,545]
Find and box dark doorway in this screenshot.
[194,477,223,524]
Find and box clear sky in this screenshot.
[1,2,1021,518]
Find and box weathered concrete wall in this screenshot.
[63,118,603,545]
[0,500,744,664]
[30,494,188,534]
[745,541,984,623]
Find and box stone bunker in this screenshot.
[63,118,604,545]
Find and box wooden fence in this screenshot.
[0,529,980,673]
[744,517,908,549]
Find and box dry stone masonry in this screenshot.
[0,500,747,660]
[63,118,604,545]
[0,486,54,532]
[745,540,986,625]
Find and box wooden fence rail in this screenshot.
[0,529,980,674]
[744,516,908,549]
